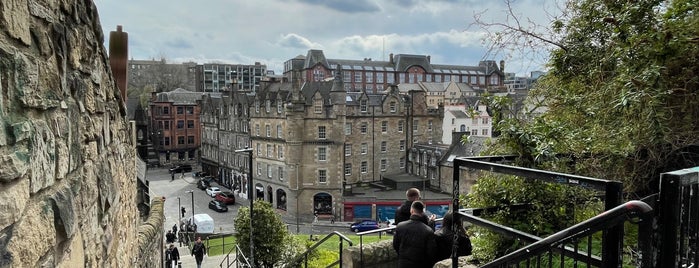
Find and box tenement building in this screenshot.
[149,88,206,165]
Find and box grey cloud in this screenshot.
[164,38,194,49]
[292,0,380,13]
[276,33,321,49]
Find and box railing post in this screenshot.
[451,159,461,268]
[659,173,681,268]
[601,181,623,268]
[339,239,344,268]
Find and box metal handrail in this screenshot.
[218,242,239,268]
[481,200,653,268]
[286,231,353,267]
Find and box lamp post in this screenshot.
[235,147,254,266]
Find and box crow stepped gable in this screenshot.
[0,0,138,267]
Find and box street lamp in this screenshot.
[235,147,254,266]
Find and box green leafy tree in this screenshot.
[234,200,297,268]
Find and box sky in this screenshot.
[95,0,559,77]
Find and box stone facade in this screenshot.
[342,240,477,268]
[0,0,138,267]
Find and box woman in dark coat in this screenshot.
[434,212,472,262]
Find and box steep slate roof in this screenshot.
[304,49,330,69]
[126,96,140,120]
[299,81,333,105]
[397,83,423,93]
[421,82,447,93]
[393,54,434,72]
[440,135,489,167]
[448,110,469,119]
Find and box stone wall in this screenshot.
[136,197,165,268]
[342,240,477,268]
[0,0,139,267]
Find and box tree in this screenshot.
[476,0,699,194]
[234,200,297,268]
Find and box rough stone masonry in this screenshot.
[0,0,138,267]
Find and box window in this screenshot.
[399,73,406,83]
[360,161,368,173]
[266,100,270,112]
[164,137,170,146]
[426,74,432,82]
[482,129,489,136]
[164,121,170,130]
[187,120,194,128]
[255,124,260,136]
[489,75,499,85]
[380,159,387,171]
[267,165,272,177]
[257,164,262,175]
[435,75,442,82]
[318,126,326,139]
[428,120,433,131]
[360,99,368,112]
[177,120,184,129]
[365,72,373,83]
[279,167,284,180]
[380,141,387,152]
[163,107,169,114]
[278,145,284,159]
[318,147,327,161]
[400,140,405,151]
[387,74,394,84]
[444,75,451,82]
[187,107,194,114]
[255,101,260,113]
[318,170,327,183]
[277,102,283,113]
[390,101,396,112]
[343,72,351,82]
[178,136,185,145]
[381,121,388,132]
[354,72,362,82]
[376,73,384,83]
[177,107,184,114]
[345,144,352,156]
[400,157,405,168]
[398,120,404,132]
[470,76,477,84]
[344,164,352,175]
[482,117,489,124]
[256,143,261,155]
[187,136,194,144]
[361,143,368,154]
[479,76,486,85]
[267,144,273,157]
[266,125,271,137]
[360,123,367,134]
[413,120,418,132]
[314,98,323,113]
[345,123,352,135]
[277,125,282,138]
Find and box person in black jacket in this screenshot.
[165,244,180,268]
[393,201,438,268]
[394,188,421,225]
[434,212,472,262]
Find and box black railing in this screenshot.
[656,167,699,268]
[480,200,653,268]
[286,231,353,268]
[453,156,624,268]
[217,244,251,268]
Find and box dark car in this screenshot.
[350,220,380,232]
[215,191,236,205]
[169,164,193,173]
[193,171,209,178]
[197,176,216,190]
[208,200,228,212]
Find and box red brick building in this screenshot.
[149,88,206,165]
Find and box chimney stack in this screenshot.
[109,25,128,104]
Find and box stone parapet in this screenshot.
[136,197,166,268]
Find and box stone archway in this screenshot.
[266,185,273,204]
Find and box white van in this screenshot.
[190,214,215,234]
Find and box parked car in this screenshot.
[208,200,228,213]
[215,191,236,205]
[193,171,209,178]
[350,220,380,233]
[169,164,193,173]
[197,176,216,190]
[206,186,222,197]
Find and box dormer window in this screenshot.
[360,99,367,112]
[390,101,396,112]
[314,98,323,113]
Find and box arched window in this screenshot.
[313,193,332,215]
[276,189,287,210]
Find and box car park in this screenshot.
[350,220,380,232]
[208,200,228,213]
[215,191,236,205]
[169,164,192,173]
[206,186,222,197]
